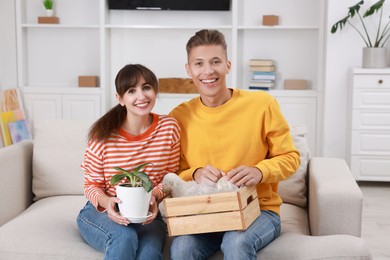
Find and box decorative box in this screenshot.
[262,15,279,26]
[78,76,99,87]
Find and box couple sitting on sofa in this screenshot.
[78,29,300,260]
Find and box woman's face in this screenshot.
[116,76,156,117]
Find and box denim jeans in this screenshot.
[170,210,281,260]
[77,202,166,260]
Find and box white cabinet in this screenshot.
[23,88,102,124]
[276,94,318,154]
[349,69,390,181]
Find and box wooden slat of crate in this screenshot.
[166,197,260,236]
[164,186,258,217]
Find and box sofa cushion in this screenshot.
[278,125,311,208]
[32,120,91,201]
[0,196,103,260]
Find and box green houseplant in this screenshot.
[110,163,153,192]
[43,0,53,10]
[110,163,153,222]
[331,0,390,67]
[43,0,54,16]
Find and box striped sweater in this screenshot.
[81,113,181,211]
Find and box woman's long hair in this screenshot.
[88,64,158,142]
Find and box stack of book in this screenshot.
[248,59,276,91]
[0,89,31,148]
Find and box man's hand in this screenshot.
[226,166,262,187]
[193,165,224,186]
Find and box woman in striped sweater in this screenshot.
[77,64,181,259]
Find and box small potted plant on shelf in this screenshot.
[110,163,153,222]
[330,0,390,68]
[43,0,54,17]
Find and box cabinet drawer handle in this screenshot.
[378,79,383,84]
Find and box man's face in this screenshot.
[186,44,231,100]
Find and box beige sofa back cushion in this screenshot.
[32,120,91,201]
[278,125,311,208]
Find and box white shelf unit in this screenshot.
[15,0,105,124]
[348,69,390,181]
[15,0,325,155]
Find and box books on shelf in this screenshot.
[252,72,276,81]
[249,81,275,88]
[249,86,271,91]
[249,65,275,72]
[248,59,276,90]
[249,59,274,66]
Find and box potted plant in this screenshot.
[110,163,153,222]
[330,0,390,68]
[43,0,54,17]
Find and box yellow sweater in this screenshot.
[169,89,300,214]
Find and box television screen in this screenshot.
[108,0,230,11]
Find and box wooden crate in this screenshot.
[163,186,260,236]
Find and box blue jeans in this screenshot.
[170,210,281,260]
[77,202,166,260]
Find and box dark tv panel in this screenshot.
[108,0,231,11]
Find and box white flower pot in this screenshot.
[116,185,151,219]
[362,47,387,68]
[46,9,54,17]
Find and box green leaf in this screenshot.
[133,163,151,174]
[43,0,53,9]
[111,164,153,192]
[363,0,385,18]
[136,172,153,192]
[348,0,364,17]
[331,16,350,33]
[110,173,129,185]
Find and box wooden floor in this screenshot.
[358,181,390,260]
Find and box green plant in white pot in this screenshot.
[331,0,390,68]
[43,0,54,17]
[110,163,153,223]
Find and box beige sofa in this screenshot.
[0,120,372,259]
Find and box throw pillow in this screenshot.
[32,120,91,201]
[278,124,311,208]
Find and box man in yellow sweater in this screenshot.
[169,29,300,260]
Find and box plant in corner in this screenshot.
[110,163,153,221]
[330,0,390,67]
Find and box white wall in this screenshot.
[324,0,390,159]
[0,0,18,91]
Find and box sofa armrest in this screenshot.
[0,140,33,225]
[308,157,363,237]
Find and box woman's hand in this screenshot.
[143,193,159,225]
[99,195,130,226]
